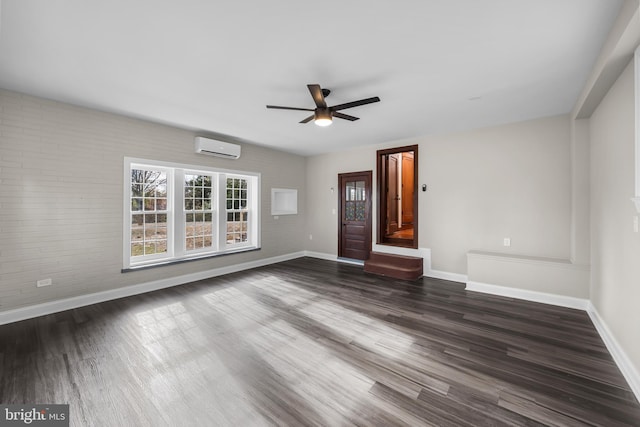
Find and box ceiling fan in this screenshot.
[266,84,380,127]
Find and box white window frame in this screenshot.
[224,174,253,249]
[181,169,217,256]
[123,157,260,269]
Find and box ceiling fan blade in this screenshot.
[333,112,359,121]
[330,96,380,111]
[299,115,315,124]
[307,84,327,109]
[266,105,314,111]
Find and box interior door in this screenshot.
[338,171,372,260]
[401,152,414,225]
[387,154,399,234]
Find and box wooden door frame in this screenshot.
[376,145,418,248]
[338,171,373,260]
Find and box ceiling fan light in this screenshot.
[314,110,332,127]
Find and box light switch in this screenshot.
[503,238,511,247]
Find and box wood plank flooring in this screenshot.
[1,257,639,426]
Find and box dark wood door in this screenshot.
[338,171,372,260]
[387,154,399,234]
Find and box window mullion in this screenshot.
[218,173,227,249]
[174,169,185,258]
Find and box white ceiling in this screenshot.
[0,0,623,156]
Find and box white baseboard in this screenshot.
[465,281,589,310]
[587,303,640,403]
[304,251,368,266]
[303,251,337,262]
[0,251,306,326]
[425,269,468,284]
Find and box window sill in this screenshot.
[122,246,260,273]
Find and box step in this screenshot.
[364,252,423,281]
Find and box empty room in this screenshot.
[1,1,640,426]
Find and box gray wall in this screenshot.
[0,89,307,311]
[305,115,573,274]
[589,60,640,370]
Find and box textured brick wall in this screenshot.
[0,89,306,311]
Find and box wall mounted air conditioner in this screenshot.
[194,137,241,159]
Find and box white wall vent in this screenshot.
[194,137,241,159]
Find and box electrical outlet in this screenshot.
[37,278,52,288]
[503,238,511,247]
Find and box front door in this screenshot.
[338,171,372,260]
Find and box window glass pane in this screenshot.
[345,201,355,220]
[155,183,167,197]
[346,182,355,201]
[131,243,144,256]
[356,181,365,201]
[132,184,143,197]
[132,198,142,211]
[194,238,204,249]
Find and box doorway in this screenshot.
[377,145,418,248]
[338,171,372,260]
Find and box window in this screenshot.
[226,176,249,244]
[124,158,260,269]
[130,168,169,258]
[184,173,214,251]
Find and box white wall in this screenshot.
[0,89,307,312]
[306,115,573,275]
[589,60,640,372]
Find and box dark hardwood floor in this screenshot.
[1,257,639,426]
